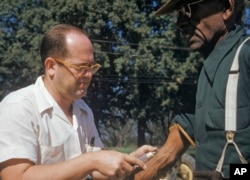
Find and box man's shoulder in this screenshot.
[238,36,250,56]
[242,36,250,45]
[1,84,35,104]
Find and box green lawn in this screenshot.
[104,146,137,154]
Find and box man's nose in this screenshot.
[79,69,93,78]
[84,70,93,78]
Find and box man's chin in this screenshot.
[75,90,87,99]
[188,42,202,51]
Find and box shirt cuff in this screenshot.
[169,123,195,147]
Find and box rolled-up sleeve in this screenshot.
[172,113,195,142]
[0,93,38,164]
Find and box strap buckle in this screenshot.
[226,131,234,143]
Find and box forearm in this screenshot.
[133,125,191,180]
[1,153,96,180]
[148,127,189,170]
[31,155,94,179]
[1,150,148,180]
[156,125,191,169]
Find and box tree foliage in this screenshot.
[2,0,248,147]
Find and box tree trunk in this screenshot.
[137,118,145,146]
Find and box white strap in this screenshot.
[225,37,250,131]
[216,37,250,174]
[216,132,247,174]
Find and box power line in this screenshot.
[92,76,197,84]
[94,49,191,61]
[91,39,190,51]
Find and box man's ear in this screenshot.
[44,58,56,76]
[223,0,234,20]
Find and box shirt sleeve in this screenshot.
[0,93,38,164]
[172,112,195,141]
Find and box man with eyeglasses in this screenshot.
[133,0,250,179]
[0,24,157,180]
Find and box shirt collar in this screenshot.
[73,99,90,114]
[34,76,89,115]
[203,25,246,83]
[34,76,54,114]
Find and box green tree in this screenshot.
[0,0,202,147]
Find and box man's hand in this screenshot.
[130,145,157,161]
[91,150,147,179]
[133,127,190,180]
[133,147,178,180]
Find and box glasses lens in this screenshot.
[78,67,88,74]
[179,4,191,18]
[179,0,204,18]
[77,64,100,75]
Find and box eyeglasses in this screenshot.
[54,58,101,75]
[178,0,204,18]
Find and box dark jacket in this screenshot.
[174,25,250,178]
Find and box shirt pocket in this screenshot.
[205,107,250,130]
[39,144,65,164]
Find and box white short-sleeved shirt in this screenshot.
[0,76,104,164]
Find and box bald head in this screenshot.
[40,24,90,66]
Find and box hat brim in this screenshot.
[154,0,180,16]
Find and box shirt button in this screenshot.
[196,101,202,108]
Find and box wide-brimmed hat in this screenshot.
[155,0,181,16]
[155,0,208,16]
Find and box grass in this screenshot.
[104,146,137,154]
